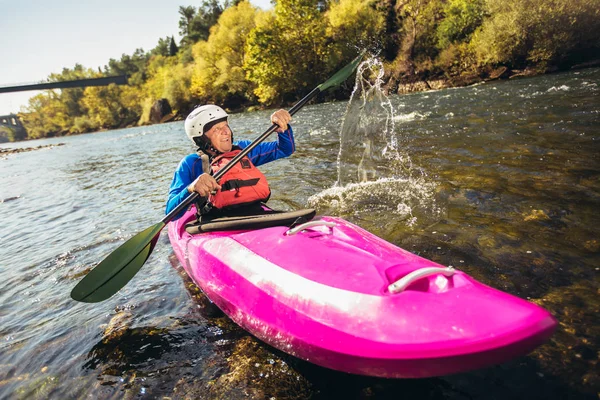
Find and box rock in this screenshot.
[583,240,599,253]
[177,336,312,399]
[397,81,431,94]
[426,79,450,91]
[524,209,551,222]
[488,66,509,80]
[509,68,540,79]
[149,98,174,124]
[0,143,65,157]
[101,311,133,342]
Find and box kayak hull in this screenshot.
[168,209,556,378]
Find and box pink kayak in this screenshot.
[168,207,556,378]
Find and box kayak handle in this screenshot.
[388,267,455,294]
[285,220,336,236]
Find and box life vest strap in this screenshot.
[221,178,261,191]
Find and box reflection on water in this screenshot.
[0,67,598,399]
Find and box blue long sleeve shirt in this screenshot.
[166,126,295,220]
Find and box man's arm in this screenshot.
[165,155,202,219]
[239,126,295,167]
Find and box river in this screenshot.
[0,67,598,399]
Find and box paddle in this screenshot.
[70,51,366,303]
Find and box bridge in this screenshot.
[0,74,128,93]
[0,75,128,141]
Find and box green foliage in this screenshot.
[153,36,179,57]
[394,0,444,74]
[169,37,179,56]
[104,49,149,86]
[140,56,193,121]
[436,0,485,49]
[470,0,600,68]
[179,1,225,47]
[151,37,171,57]
[82,84,139,129]
[190,1,259,106]
[326,0,386,63]
[244,0,330,104]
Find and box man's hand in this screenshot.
[188,173,221,197]
[271,109,292,133]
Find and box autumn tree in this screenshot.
[244,0,330,104]
[394,0,442,76]
[190,1,259,107]
[326,0,385,66]
[470,0,600,69]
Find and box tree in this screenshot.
[470,0,600,68]
[190,1,259,106]
[326,0,386,63]
[244,0,330,104]
[104,49,149,86]
[436,0,485,49]
[179,1,225,47]
[178,6,196,38]
[169,36,179,56]
[152,37,171,57]
[140,55,193,123]
[375,0,401,61]
[394,0,443,76]
[82,84,123,128]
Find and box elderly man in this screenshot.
[166,105,294,220]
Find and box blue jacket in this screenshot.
[166,126,295,220]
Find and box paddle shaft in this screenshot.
[161,87,321,225]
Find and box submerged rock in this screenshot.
[524,209,551,221]
[101,311,133,342]
[174,337,312,399]
[530,281,599,392]
[0,143,65,157]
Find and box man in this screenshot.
[166,104,294,220]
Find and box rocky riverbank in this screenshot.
[389,60,600,95]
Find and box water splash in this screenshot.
[335,57,399,186]
[308,57,442,227]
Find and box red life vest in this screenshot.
[209,149,271,210]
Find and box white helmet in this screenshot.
[185,104,228,146]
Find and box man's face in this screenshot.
[205,121,232,153]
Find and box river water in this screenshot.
[0,68,598,399]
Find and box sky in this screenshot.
[0,0,272,116]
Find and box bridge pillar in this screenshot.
[0,114,27,142]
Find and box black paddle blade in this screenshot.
[70,222,165,303]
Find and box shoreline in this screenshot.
[7,62,600,143]
[391,60,600,95]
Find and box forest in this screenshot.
[10,0,600,140]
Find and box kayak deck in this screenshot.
[168,209,556,378]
